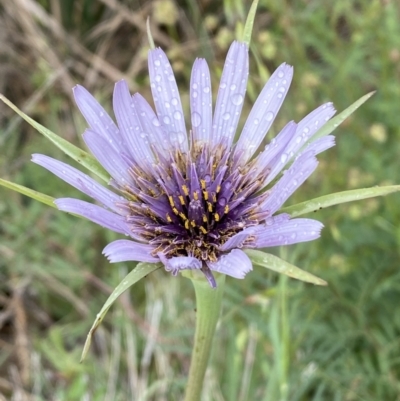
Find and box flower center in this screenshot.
[122,144,267,262]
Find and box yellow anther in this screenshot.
[216,185,221,193]
[185,220,189,229]
[178,195,185,205]
[193,191,199,200]
[166,214,172,222]
[190,220,196,227]
[224,205,230,214]
[179,212,187,220]
[200,226,207,234]
[212,193,217,202]
[203,190,209,200]
[200,179,206,189]
[172,207,179,215]
[214,213,220,222]
[207,202,213,212]
[202,214,208,223]
[182,185,189,196]
[168,196,174,207]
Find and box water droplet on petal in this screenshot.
[265,111,274,121]
[192,83,198,90]
[231,93,244,105]
[280,153,288,163]
[152,117,161,127]
[140,132,147,138]
[254,118,259,125]
[220,82,226,89]
[174,111,182,120]
[203,86,210,93]
[191,112,202,128]
[222,113,231,120]
[171,98,178,106]
[230,84,236,91]
[278,71,284,78]
[154,60,161,67]
[165,101,170,108]
[218,197,227,206]
[163,116,170,124]
[193,91,198,98]
[155,74,161,82]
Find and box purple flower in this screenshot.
[32,41,335,287]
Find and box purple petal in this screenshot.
[212,41,249,148]
[131,93,170,156]
[267,103,335,180]
[55,198,130,234]
[83,129,135,186]
[148,48,188,152]
[32,154,128,215]
[254,121,297,177]
[219,229,254,252]
[301,135,335,156]
[190,58,212,144]
[73,85,123,152]
[252,218,324,248]
[158,253,201,275]
[235,63,293,163]
[113,80,155,168]
[260,150,319,216]
[207,249,253,279]
[103,240,159,263]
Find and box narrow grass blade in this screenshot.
[281,185,400,217]
[81,262,161,362]
[0,94,109,182]
[0,178,56,208]
[245,249,327,286]
[312,91,375,141]
[242,0,259,46]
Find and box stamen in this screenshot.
[182,185,189,196]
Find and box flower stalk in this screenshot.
[183,272,226,401]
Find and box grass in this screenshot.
[1,0,400,400]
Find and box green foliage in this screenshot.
[1,0,400,400]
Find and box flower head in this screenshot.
[32,41,335,287]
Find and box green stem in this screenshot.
[183,273,226,401]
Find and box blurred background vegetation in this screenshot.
[1,0,400,400]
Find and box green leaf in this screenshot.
[0,178,56,208]
[311,91,375,142]
[245,249,327,286]
[242,0,259,46]
[81,262,161,362]
[0,94,109,182]
[281,185,400,217]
